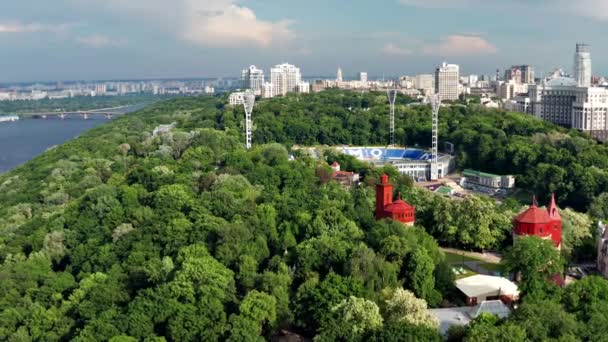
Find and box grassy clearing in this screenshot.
[452,266,477,280]
[478,262,504,273]
[444,251,484,264]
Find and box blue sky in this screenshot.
[1,0,607,82]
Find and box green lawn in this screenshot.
[444,251,484,264]
[478,262,504,273]
[452,266,477,280]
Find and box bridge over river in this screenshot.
[18,104,149,120]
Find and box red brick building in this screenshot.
[513,194,562,248]
[375,174,415,225]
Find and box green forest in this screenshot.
[0,90,607,341]
[0,94,172,114]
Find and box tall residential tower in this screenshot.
[270,63,302,96]
[242,65,265,95]
[435,62,460,101]
[574,43,592,87]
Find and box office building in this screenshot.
[337,67,343,82]
[527,76,608,140]
[574,43,592,87]
[242,65,265,96]
[435,63,460,100]
[270,63,302,96]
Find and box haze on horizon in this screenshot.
[1,0,608,82]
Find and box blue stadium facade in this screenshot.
[336,147,455,181]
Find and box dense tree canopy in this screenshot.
[0,90,607,340]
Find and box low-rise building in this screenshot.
[455,275,520,306]
[462,169,515,190]
[429,300,512,335]
[330,162,360,187]
[228,91,246,106]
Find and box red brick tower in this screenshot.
[376,174,393,220]
[375,174,415,225]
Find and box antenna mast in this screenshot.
[387,87,398,146]
[430,94,441,180]
[243,91,256,150]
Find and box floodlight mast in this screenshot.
[243,91,256,150]
[430,94,441,181]
[387,88,398,146]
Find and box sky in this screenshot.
[1,0,607,82]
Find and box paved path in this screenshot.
[441,247,502,263]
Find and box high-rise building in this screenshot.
[435,62,460,100]
[574,43,592,87]
[337,67,343,82]
[505,65,535,84]
[359,72,368,83]
[242,65,265,96]
[270,63,302,96]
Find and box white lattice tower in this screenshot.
[387,89,398,146]
[243,91,256,150]
[430,94,441,180]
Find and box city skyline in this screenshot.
[1,0,608,82]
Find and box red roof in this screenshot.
[384,199,414,213]
[515,204,551,224]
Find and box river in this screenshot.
[0,104,148,173]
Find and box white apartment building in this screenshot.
[228,91,246,106]
[435,63,460,101]
[498,81,529,100]
[416,74,435,95]
[242,65,265,96]
[262,82,275,99]
[270,63,302,96]
[359,72,368,83]
[297,81,310,94]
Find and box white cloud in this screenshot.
[183,4,294,47]
[0,22,71,34]
[565,0,608,20]
[399,0,608,21]
[69,0,295,48]
[422,35,497,56]
[383,43,413,56]
[78,35,127,48]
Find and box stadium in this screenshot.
[300,146,456,182]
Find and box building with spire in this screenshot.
[375,174,415,225]
[337,67,343,83]
[513,194,562,248]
